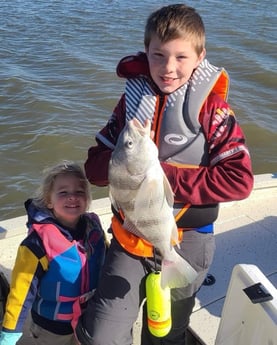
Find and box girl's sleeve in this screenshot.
[2,234,48,333]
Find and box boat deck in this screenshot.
[189,173,277,344]
[1,173,277,344]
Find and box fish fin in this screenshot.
[171,223,180,249]
[123,218,145,238]
[123,218,136,232]
[163,174,174,207]
[109,190,119,212]
[160,252,198,289]
[134,174,160,212]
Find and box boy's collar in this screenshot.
[116,52,151,79]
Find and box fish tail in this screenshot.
[160,253,198,289]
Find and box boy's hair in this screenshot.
[33,160,91,210]
[144,4,205,56]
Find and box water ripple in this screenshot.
[0,0,276,220]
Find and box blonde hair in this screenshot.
[33,160,91,210]
[144,4,205,56]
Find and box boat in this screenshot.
[0,173,276,345]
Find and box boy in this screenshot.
[76,4,253,345]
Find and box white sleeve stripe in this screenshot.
[210,145,250,166]
[96,133,115,150]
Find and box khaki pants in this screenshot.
[17,319,79,345]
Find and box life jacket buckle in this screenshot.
[79,289,95,304]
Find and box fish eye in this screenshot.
[125,139,133,149]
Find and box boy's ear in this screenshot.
[198,48,206,63]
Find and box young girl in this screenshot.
[0,161,106,345]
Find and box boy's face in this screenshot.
[146,35,205,94]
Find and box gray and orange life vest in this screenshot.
[112,59,229,257]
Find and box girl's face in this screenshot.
[146,34,205,94]
[47,174,88,228]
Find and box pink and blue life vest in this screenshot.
[30,213,105,326]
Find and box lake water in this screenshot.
[1,0,276,220]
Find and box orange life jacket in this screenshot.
[111,213,186,258]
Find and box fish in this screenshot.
[108,118,197,289]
